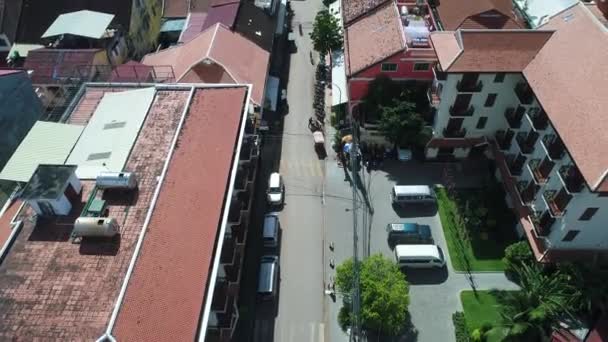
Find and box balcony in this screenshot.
[443,127,466,138]
[528,108,548,130]
[449,104,474,116]
[542,134,565,160]
[559,164,585,193]
[505,107,524,129]
[531,210,555,237]
[516,131,538,155]
[517,181,538,204]
[495,130,514,151]
[456,80,483,92]
[427,86,441,106]
[529,157,554,184]
[543,188,572,217]
[515,82,535,104]
[506,153,526,176]
[433,65,446,81]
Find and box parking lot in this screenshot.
[325,158,518,342]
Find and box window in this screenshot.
[476,117,488,129]
[381,63,397,72]
[494,73,505,83]
[562,230,580,242]
[413,63,430,71]
[579,208,599,221]
[484,93,497,107]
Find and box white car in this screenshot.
[266,172,284,206]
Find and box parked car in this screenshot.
[263,213,281,248]
[395,244,446,269]
[267,172,284,206]
[391,185,437,207]
[387,223,433,246]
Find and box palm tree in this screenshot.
[497,263,580,340]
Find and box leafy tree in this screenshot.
[558,262,608,315]
[322,0,336,7]
[310,10,343,55]
[336,254,410,335]
[497,263,579,340]
[502,241,533,275]
[377,99,431,148]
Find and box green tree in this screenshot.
[310,9,343,55]
[502,241,533,275]
[559,262,608,315]
[377,99,431,148]
[336,254,410,335]
[322,0,336,7]
[497,263,579,340]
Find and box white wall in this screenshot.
[433,73,523,137]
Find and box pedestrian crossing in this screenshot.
[280,159,325,178]
[254,319,326,342]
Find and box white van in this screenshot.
[267,172,284,205]
[395,244,446,268]
[263,213,280,247]
[391,185,436,206]
[258,255,279,300]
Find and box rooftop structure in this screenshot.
[0,83,251,341]
[233,0,277,52]
[23,48,103,84]
[512,0,578,28]
[0,121,83,183]
[344,1,405,76]
[432,0,523,30]
[41,10,115,39]
[142,23,270,105]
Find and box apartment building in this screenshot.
[426,3,608,263]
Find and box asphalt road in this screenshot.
[257,0,328,340]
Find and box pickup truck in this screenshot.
[387,223,433,246]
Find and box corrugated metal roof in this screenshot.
[41,10,114,39]
[66,87,155,179]
[0,121,84,183]
[8,43,44,58]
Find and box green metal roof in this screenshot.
[41,10,115,39]
[0,121,84,183]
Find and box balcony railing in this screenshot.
[517,181,537,204]
[505,107,523,129]
[443,127,466,138]
[528,108,548,130]
[449,105,474,116]
[427,87,440,106]
[530,158,554,184]
[456,80,483,92]
[506,153,526,176]
[515,82,535,104]
[559,165,585,193]
[516,131,538,155]
[543,188,571,217]
[495,130,514,151]
[531,210,555,237]
[542,134,565,160]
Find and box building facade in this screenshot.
[427,4,608,262]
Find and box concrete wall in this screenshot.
[348,49,436,103]
[0,72,43,170]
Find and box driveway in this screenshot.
[324,153,518,342]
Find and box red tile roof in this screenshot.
[23,48,101,84]
[524,3,608,192]
[201,2,240,31]
[142,23,269,105]
[431,30,553,72]
[0,199,21,248]
[0,87,187,340]
[113,87,247,342]
[109,61,154,82]
[164,0,189,17]
[179,12,208,43]
[342,0,391,24]
[435,0,523,30]
[344,1,405,76]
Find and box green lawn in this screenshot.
[436,187,518,271]
[460,290,515,342]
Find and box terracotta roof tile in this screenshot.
[142,24,269,105]
[164,0,189,17]
[23,48,101,84]
[435,0,522,30]
[0,199,21,248]
[344,2,405,76]
[113,87,247,342]
[432,30,553,72]
[523,3,608,191]
[342,0,391,24]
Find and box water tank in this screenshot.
[96,172,137,190]
[72,217,119,238]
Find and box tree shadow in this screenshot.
[366,312,419,341]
